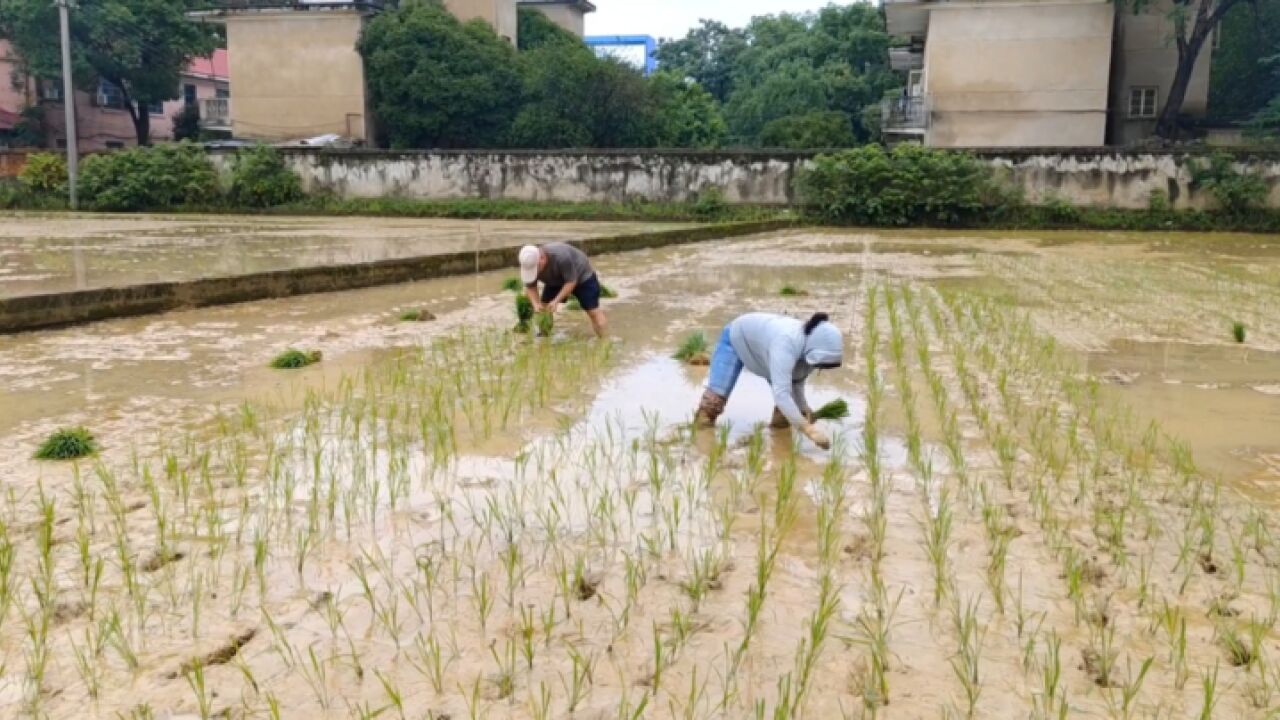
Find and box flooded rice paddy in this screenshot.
[0,214,692,298]
[0,227,1278,718]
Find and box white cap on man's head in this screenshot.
[518,245,541,285]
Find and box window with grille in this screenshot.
[1129,87,1158,119]
[97,81,126,110]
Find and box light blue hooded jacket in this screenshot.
[728,313,844,426]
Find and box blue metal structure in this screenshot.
[585,35,658,76]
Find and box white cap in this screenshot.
[519,245,540,285]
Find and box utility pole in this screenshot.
[55,0,78,209]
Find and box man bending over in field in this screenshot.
[518,243,609,338]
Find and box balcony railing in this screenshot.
[200,98,230,129]
[881,96,928,133]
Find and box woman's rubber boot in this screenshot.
[770,407,790,429]
[694,390,727,427]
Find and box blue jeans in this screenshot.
[706,325,744,398]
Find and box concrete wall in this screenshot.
[1111,4,1215,145]
[923,1,1115,148]
[211,150,809,205]
[223,11,371,143]
[989,151,1280,211]
[444,0,519,43]
[207,148,1280,212]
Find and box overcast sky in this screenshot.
[585,0,848,42]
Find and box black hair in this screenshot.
[803,312,829,336]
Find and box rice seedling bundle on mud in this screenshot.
[270,349,322,369]
[514,294,535,333]
[34,427,97,460]
[674,331,711,365]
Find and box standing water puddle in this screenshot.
[1086,339,1280,491]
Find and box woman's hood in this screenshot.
[803,322,844,366]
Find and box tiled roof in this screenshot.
[185,49,229,81]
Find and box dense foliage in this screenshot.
[798,145,991,226]
[1189,153,1270,214]
[79,142,220,210]
[229,146,304,208]
[657,6,896,147]
[357,3,757,149]
[18,153,68,194]
[0,0,219,145]
[360,0,522,149]
[1209,3,1280,123]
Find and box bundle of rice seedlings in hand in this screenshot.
[502,277,523,293]
[673,331,711,365]
[514,294,534,333]
[813,398,850,421]
[600,285,618,299]
[35,427,97,460]
[535,311,555,338]
[270,349,323,369]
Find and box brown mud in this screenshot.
[0,227,1277,718]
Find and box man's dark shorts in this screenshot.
[541,273,602,311]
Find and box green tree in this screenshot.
[516,6,580,51]
[511,43,664,148]
[650,73,726,149]
[1210,3,1280,121]
[0,0,218,145]
[1116,0,1254,139]
[654,20,748,104]
[359,0,522,149]
[659,5,894,147]
[759,111,854,149]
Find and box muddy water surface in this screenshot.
[0,213,692,297]
[2,226,1280,719]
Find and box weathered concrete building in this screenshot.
[191,2,378,145]
[194,0,593,145]
[882,0,1214,148]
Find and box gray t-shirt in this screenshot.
[529,243,594,288]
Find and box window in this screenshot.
[216,88,229,100]
[39,81,63,102]
[1129,87,1158,119]
[97,81,126,110]
[183,84,197,107]
[907,69,925,98]
[148,101,164,116]
[105,141,125,150]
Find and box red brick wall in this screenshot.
[0,151,31,179]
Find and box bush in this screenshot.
[1190,153,1269,215]
[798,145,990,226]
[79,142,220,211]
[229,146,304,208]
[759,111,855,149]
[172,104,202,142]
[18,153,68,194]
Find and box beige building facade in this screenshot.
[883,0,1214,148]
[193,5,375,144]
[444,0,519,44]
